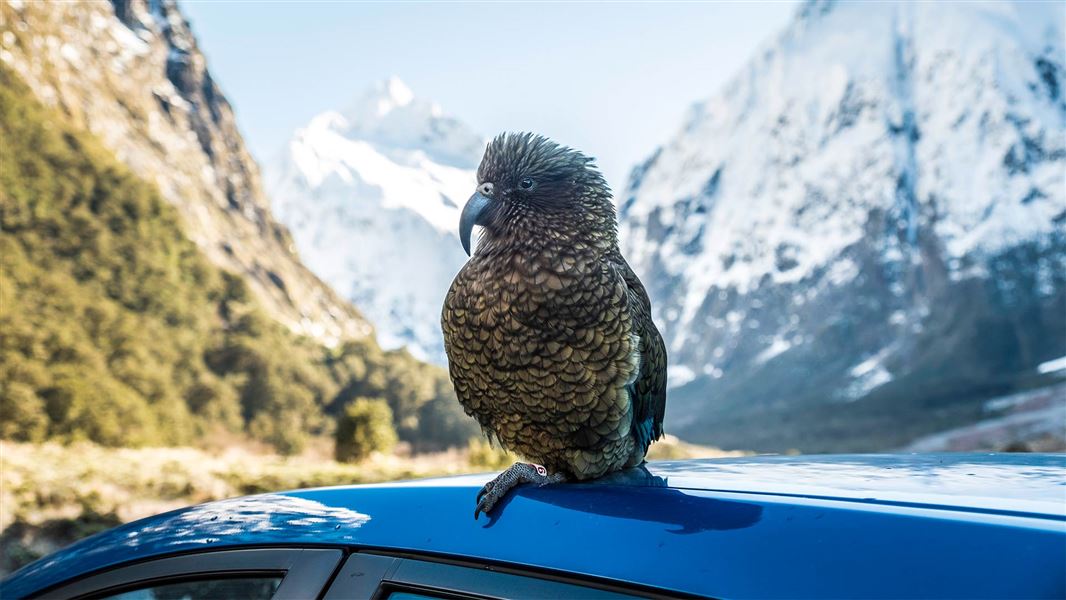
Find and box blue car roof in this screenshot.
[5,453,1065,599]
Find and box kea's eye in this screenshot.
[518,177,535,191]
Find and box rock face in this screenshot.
[1,0,371,344]
[619,0,1066,452]
[266,78,481,363]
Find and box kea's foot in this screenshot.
[475,462,566,519]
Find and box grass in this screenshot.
[0,440,465,574]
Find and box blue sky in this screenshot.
[182,1,798,191]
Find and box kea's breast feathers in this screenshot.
[444,252,640,413]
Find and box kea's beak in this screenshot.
[459,191,491,256]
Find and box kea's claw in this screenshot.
[475,478,495,505]
[474,462,566,519]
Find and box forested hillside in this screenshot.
[0,65,477,454]
[0,0,370,344]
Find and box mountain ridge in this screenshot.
[619,0,1066,452]
[0,0,371,345]
[0,0,479,455]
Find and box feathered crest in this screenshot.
[478,132,606,191]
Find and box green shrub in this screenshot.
[42,365,159,447]
[466,437,518,470]
[0,382,48,442]
[335,398,398,462]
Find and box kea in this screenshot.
[441,132,667,518]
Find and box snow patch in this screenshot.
[754,336,792,365]
[1038,355,1066,375]
[667,365,697,388]
[842,354,893,401]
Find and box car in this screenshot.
[3,453,1064,599]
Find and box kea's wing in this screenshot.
[611,254,667,453]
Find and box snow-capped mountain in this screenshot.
[619,0,1066,452]
[266,78,481,362]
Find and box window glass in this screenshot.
[100,576,283,600]
[386,593,447,600]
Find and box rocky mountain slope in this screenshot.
[266,78,481,362]
[1,0,370,344]
[619,0,1066,452]
[1,0,478,456]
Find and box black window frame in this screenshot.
[30,547,344,600]
[322,553,649,600]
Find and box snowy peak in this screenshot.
[335,76,483,169]
[281,111,477,233]
[343,76,418,126]
[623,0,1064,301]
[370,76,417,111]
[266,79,482,363]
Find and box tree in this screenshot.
[334,398,398,462]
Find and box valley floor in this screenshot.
[902,382,1066,453]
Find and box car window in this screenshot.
[38,549,343,600]
[99,576,283,600]
[385,593,447,600]
[324,553,642,599]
